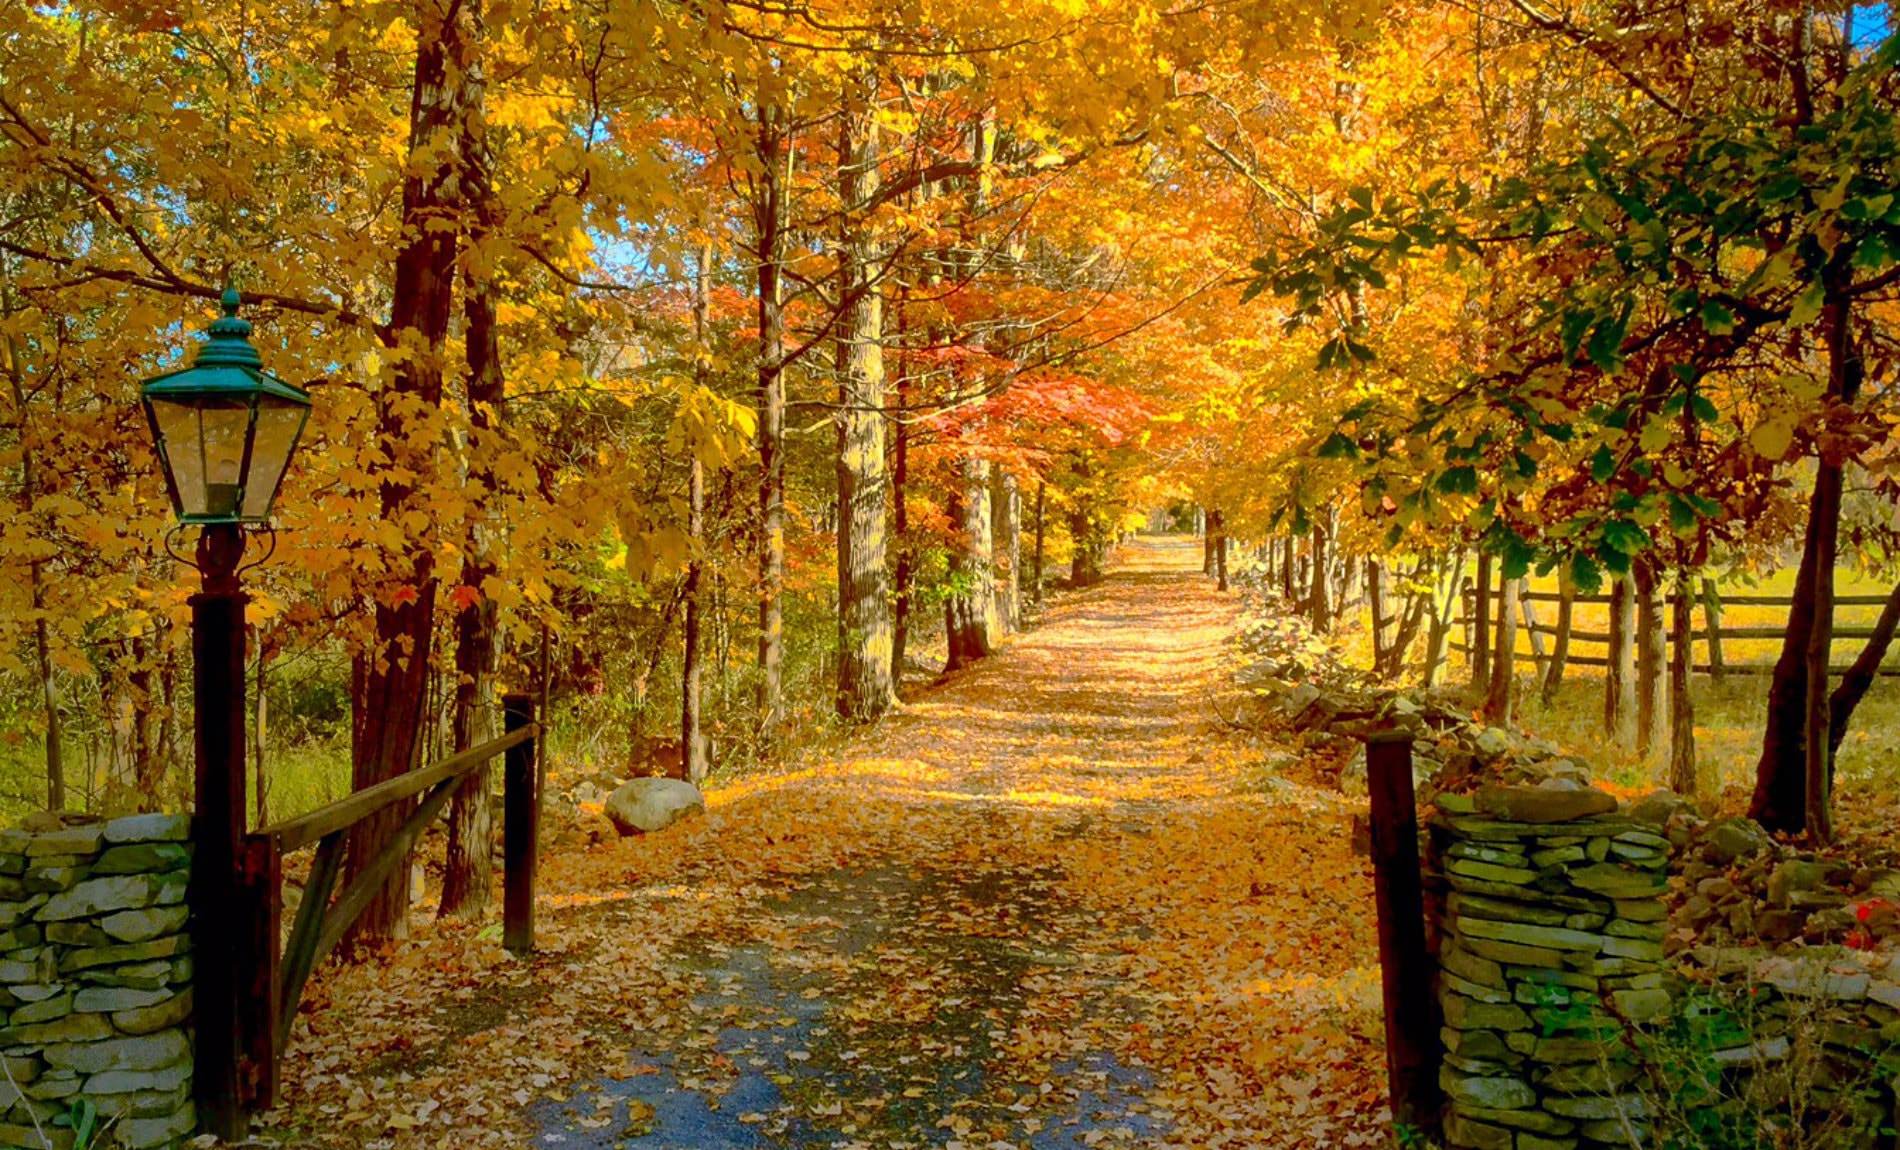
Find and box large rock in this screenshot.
[1474,784,1618,824]
[41,1030,189,1075]
[1705,817,1770,864]
[605,778,705,836]
[38,875,166,921]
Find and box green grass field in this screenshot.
[1342,565,1900,812]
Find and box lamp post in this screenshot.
[140,289,310,1139]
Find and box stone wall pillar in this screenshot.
[0,813,195,1148]
[1432,786,1672,1150]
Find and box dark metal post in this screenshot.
[502,693,538,955]
[1365,732,1440,1135]
[190,523,249,1140]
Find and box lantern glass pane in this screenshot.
[240,395,308,521]
[197,397,252,520]
[147,397,207,517]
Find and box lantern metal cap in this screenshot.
[140,291,311,406]
[196,288,262,368]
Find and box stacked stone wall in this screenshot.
[1432,787,1673,1150]
[0,814,194,1150]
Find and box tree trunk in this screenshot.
[1483,574,1518,724]
[1368,559,1389,671]
[4,319,62,809]
[1700,578,1725,683]
[891,285,912,680]
[1828,580,1900,757]
[1669,569,1697,797]
[1280,537,1296,601]
[1518,584,1547,681]
[1203,511,1217,576]
[1751,505,1823,831]
[1802,285,1860,843]
[1471,553,1492,691]
[1070,506,1104,587]
[682,244,713,782]
[834,84,896,722]
[442,9,501,919]
[1541,572,1574,704]
[1605,577,1637,750]
[1423,555,1465,688]
[1635,560,1666,760]
[1032,481,1046,607]
[753,101,790,736]
[1214,509,1229,593]
[253,633,269,828]
[946,458,997,670]
[992,470,1021,631]
[29,559,62,811]
[346,0,470,947]
[1310,518,1333,630]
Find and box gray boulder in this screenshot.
[605,778,705,836]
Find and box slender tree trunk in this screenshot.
[682,244,712,782]
[1542,572,1574,704]
[1203,510,1217,576]
[1423,555,1465,688]
[253,633,269,828]
[945,458,997,670]
[1669,569,1697,797]
[1752,510,1823,830]
[1802,285,1859,843]
[442,9,501,918]
[1214,509,1229,593]
[5,317,62,809]
[992,470,1021,631]
[1310,518,1333,630]
[29,558,62,811]
[347,0,470,946]
[834,84,896,722]
[1471,553,1492,691]
[1828,580,1900,757]
[1070,508,1103,587]
[891,286,912,679]
[1700,578,1725,683]
[1280,537,1295,601]
[1484,574,1518,723]
[1635,560,1666,760]
[753,102,791,736]
[1605,577,1637,750]
[1519,583,1547,681]
[1032,481,1046,607]
[1368,559,1389,671]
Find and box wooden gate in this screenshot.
[215,693,542,1118]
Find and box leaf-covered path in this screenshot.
[273,538,1387,1150]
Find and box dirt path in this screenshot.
[272,537,1387,1150]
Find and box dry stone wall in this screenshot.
[1432,785,1676,1150]
[0,813,194,1150]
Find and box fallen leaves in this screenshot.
[265,540,1389,1148]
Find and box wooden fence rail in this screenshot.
[1454,587,1900,678]
[228,694,542,1115]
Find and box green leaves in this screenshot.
[1598,519,1648,571]
[1436,466,1480,497]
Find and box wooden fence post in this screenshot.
[503,693,539,955]
[1366,732,1440,1135]
[236,835,280,1111]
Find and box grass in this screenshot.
[1332,564,1900,814]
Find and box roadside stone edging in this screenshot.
[1432,788,1674,1150]
[0,813,194,1149]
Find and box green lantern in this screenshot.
[140,289,312,525]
